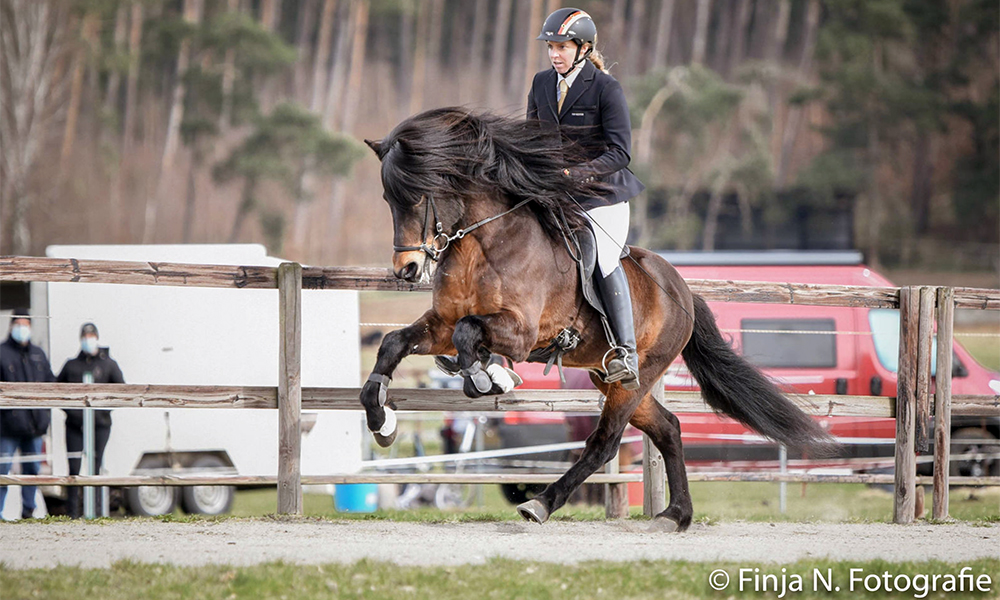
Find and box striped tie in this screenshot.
[557,78,569,115]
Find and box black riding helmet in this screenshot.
[537,8,596,74]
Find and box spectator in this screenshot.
[0,308,54,520]
[57,322,123,518]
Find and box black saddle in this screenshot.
[573,225,606,319]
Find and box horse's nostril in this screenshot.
[402,262,418,281]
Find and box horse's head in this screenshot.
[365,118,469,283]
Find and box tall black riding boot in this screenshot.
[595,265,640,390]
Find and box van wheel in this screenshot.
[500,483,546,505]
[181,456,235,515]
[949,428,999,479]
[125,486,179,517]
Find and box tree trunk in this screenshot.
[59,11,100,173]
[607,0,626,59]
[487,0,513,109]
[522,0,544,101]
[775,0,820,189]
[625,0,648,75]
[408,0,430,115]
[122,1,144,152]
[293,0,317,103]
[425,0,445,97]
[866,44,884,268]
[1,0,68,254]
[230,177,257,243]
[310,0,338,112]
[461,0,489,105]
[691,0,711,66]
[709,0,733,74]
[322,0,355,130]
[104,2,128,114]
[724,0,751,77]
[260,0,279,31]
[702,172,732,251]
[911,132,934,235]
[258,0,282,109]
[397,2,414,119]
[145,0,203,244]
[651,0,676,71]
[218,0,240,133]
[182,144,203,243]
[338,0,369,133]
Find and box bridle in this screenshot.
[393,195,533,262]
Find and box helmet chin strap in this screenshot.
[559,44,594,78]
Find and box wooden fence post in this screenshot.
[605,442,629,519]
[893,286,919,524]
[643,376,667,517]
[932,287,955,520]
[915,287,935,453]
[278,262,303,515]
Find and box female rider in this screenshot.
[527,8,645,390]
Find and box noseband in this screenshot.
[393,195,533,262]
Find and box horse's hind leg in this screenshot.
[517,384,643,524]
[629,394,693,531]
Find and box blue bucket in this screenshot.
[334,483,379,512]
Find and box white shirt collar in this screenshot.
[557,61,586,96]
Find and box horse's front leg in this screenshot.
[361,311,452,447]
[452,310,537,398]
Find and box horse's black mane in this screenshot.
[374,107,609,240]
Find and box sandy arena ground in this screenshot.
[1,520,997,568]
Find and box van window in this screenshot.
[740,319,837,368]
[868,309,962,376]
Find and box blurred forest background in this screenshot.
[1,0,997,276]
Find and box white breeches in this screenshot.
[584,202,630,278]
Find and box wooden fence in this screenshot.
[1,256,998,523]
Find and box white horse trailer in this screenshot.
[4,244,362,518]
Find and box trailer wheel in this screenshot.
[125,486,179,517]
[950,428,999,479]
[181,456,235,515]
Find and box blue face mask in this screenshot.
[10,324,31,345]
[81,337,99,356]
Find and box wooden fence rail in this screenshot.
[1,383,997,416]
[5,256,1000,308]
[1,473,995,487]
[1,256,998,523]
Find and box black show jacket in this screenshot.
[527,59,645,210]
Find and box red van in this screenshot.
[493,252,998,501]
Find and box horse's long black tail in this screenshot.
[681,294,835,451]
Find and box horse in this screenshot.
[359,107,833,530]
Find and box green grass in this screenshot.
[219,482,999,524]
[2,558,997,600]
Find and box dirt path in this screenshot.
[1,520,997,568]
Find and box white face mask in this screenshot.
[10,324,31,345]
[81,336,99,356]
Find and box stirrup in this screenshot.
[601,346,640,390]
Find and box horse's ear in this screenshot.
[364,138,383,159]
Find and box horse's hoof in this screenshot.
[516,499,549,524]
[649,514,691,533]
[372,429,397,448]
[649,516,680,533]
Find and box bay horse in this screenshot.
[360,107,832,530]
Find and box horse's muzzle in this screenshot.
[392,250,428,282]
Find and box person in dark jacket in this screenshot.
[0,308,54,519]
[57,322,124,518]
[527,8,645,390]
